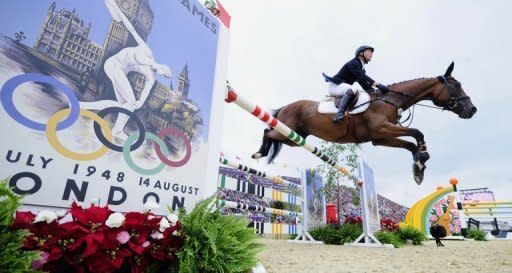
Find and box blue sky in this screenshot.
[0,0,219,139]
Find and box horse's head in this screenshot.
[431,62,477,119]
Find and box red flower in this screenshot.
[12,210,35,229]
[86,247,131,273]
[70,202,111,226]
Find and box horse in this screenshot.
[251,62,477,184]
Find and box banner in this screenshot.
[304,169,325,230]
[0,0,228,214]
[460,189,495,204]
[360,161,380,233]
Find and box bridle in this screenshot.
[434,76,470,111]
[370,76,469,127]
[379,76,469,111]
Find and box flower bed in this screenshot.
[12,202,183,273]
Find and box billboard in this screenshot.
[0,0,228,214]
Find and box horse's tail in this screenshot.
[267,108,283,164]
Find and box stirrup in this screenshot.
[332,112,346,124]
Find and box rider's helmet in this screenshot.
[355,45,374,57]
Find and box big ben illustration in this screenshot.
[99,0,154,99]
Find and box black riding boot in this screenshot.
[332,90,355,124]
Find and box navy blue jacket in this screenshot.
[324,58,375,91]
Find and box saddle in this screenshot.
[318,91,371,114]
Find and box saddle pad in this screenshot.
[318,91,370,114]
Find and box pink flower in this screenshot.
[142,241,151,248]
[436,208,443,216]
[430,215,438,222]
[116,230,131,244]
[31,251,50,269]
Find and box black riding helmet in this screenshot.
[355,45,374,57]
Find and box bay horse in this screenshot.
[251,62,477,184]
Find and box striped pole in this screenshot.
[218,199,302,217]
[219,156,302,189]
[225,86,362,184]
[463,202,512,216]
[450,177,467,237]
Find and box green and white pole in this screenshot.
[225,85,362,185]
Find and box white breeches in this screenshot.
[327,82,363,96]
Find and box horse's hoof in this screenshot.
[251,152,262,159]
[413,161,426,185]
[418,151,430,163]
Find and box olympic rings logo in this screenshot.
[1,73,192,175]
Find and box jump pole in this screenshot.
[219,156,302,189]
[225,85,363,243]
[225,85,362,185]
[219,155,319,242]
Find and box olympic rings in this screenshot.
[93,107,146,152]
[123,132,170,175]
[46,108,113,161]
[0,73,80,131]
[2,73,194,174]
[155,127,192,167]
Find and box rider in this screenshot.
[323,45,390,123]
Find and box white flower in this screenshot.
[55,210,67,218]
[147,215,155,220]
[159,217,170,232]
[105,212,125,228]
[34,211,58,223]
[143,200,160,212]
[151,231,164,240]
[172,230,180,236]
[142,241,151,248]
[166,213,179,226]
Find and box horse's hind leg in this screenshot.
[252,129,272,159]
[251,128,295,159]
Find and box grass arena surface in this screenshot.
[256,239,512,273]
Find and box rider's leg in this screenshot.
[332,89,355,123]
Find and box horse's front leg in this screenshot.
[372,122,430,184]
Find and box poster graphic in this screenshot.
[361,161,380,233]
[304,169,325,229]
[0,0,224,214]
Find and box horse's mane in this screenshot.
[388,77,436,92]
[389,77,429,86]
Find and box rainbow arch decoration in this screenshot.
[404,178,467,237]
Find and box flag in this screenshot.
[216,0,231,29]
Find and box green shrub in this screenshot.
[288,234,298,240]
[397,225,425,245]
[466,229,487,241]
[374,231,403,248]
[0,179,42,273]
[177,196,263,273]
[309,224,362,245]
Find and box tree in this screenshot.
[314,142,360,222]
